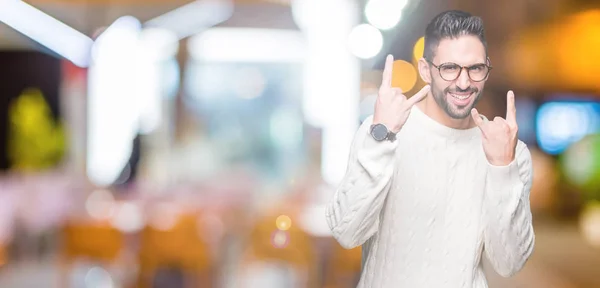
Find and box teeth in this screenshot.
[451,93,470,100]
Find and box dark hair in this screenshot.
[423,10,487,60]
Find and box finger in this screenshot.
[381,54,394,88]
[506,90,517,125]
[493,116,505,123]
[471,108,484,128]
[391,87,403,97]
[493,116,510,129]
[405,85,431,106]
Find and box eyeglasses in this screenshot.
[427,60,492,82]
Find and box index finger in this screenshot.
[506,90,517,125]
[381,54,394,88]
[405,85,430,107]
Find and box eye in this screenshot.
[440,64,459,71]
[468,64,486,71]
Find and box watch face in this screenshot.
[371,124,388,141]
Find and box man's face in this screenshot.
[426,35,488,119]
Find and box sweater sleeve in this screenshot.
[325,116,398,249]
[483,140,535,277]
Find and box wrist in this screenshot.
[372,120,401,133]
[486,156,514,167]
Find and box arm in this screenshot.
[325,116,397,249]
[483,140,535,277]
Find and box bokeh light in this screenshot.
[580,201,600,248]
[560,134,600,197]
[110,202,144,233]
[348,24,383,59]
[391,60,418,92]
[276,215,292,231]
[85,189,116,220]
[536,101,600,155]
[148,202,181,231]
[271,230,290,249]
[413,36,425,61]
[84,266,115,288]
[364,0,406,30]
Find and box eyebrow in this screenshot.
[437,61,487,66]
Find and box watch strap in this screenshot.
[387,130,397,142]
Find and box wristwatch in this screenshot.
[369,123,397,142]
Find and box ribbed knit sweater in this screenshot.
[325,106,535,288]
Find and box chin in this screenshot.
[446,109,471,120]
[444,103,473,119]
[445,93,479,119]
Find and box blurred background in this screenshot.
[0,0,599,287]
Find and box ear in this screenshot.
[418,58,432,84]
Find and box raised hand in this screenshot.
[471,91,519,166]
[373,54,431,133]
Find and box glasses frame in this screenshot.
[426,59,493,82]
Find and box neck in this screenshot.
[417,94,476,130]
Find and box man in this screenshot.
[326,10,534,288]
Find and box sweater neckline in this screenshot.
[409,105,484,140]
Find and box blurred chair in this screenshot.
[238,211,319,288]
[323,241,362,288]
[60,220,125,287]
[136,211,214,288]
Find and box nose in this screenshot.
[456,68,471,90]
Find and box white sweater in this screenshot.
[325,106,535,288]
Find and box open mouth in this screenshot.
[448,92,473,107]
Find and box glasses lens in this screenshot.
[467,64,489,81]
[439,63,461,81]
